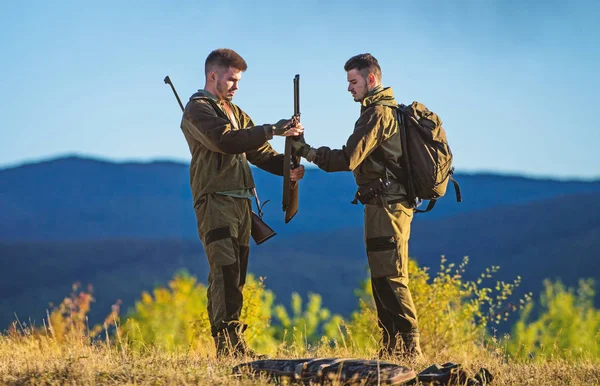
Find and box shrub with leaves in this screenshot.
[338,256,530,356]
[272,292,343,352]
[123,271,209,352]
[507,279,600,361]
[123,271,277,354]
[16,283,120,344]
[240,275,278,353]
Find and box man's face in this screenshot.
[347,69,369,102]
[215,66,242,101]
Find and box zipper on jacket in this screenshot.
[217,153,222,172]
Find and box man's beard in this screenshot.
[217,82,233,101]
[351,87,367,102]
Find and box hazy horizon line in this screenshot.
[1,152,599,183]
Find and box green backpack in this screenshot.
[394,101,462,212]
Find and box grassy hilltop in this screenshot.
[1,259,599,385]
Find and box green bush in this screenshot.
[337,256,530,356]
[271,292,343,352]
[239,275,278,353]
[22,256,599,365]
[507,279,600,361]
[123,271,277,353]
[123,271,210,352]
[120,256,530,357]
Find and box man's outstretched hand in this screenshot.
[273,118,304,137]
[291,138,316,162]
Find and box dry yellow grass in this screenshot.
[1,330,599,385]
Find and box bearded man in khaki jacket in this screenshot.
[293,53,423,359]
[180,48,304,357]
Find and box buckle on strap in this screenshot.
[351,178,391,205]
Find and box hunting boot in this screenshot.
[400,329,423,360]
[379,329,423,361]
[214,324,262,359]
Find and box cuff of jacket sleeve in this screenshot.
[306,148,317,162]
[263,125,274,140]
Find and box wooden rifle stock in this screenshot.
[282,74,301,223]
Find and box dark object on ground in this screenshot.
[232,357,416,385]
[233,358,493,385]
[408,362,494,385]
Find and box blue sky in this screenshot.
[1,0,598,179]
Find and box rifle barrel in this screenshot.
[164,75,185,112]
[293,74,300,116]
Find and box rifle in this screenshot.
[282,74,302,223]
[163,75,276,245]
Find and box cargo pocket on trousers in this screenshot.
[205,226,237,267]
[387,200,414,217]
[366,236,399,278]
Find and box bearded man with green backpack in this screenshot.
[293,53,461,359]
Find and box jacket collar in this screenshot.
[190,89,219,101]
[361,86,397,109]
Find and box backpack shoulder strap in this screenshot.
[395,104,418,207]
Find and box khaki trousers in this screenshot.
[194,193,251,336]
[364,199,419,341]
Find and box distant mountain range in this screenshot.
[1,155,599,330]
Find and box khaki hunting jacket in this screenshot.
[312,87,407,198]
[180,90,283,206]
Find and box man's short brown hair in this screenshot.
[205,48,248,76]
[344,53,382,82]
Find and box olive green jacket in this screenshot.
[180,90,283,206]
[312,87,407,197]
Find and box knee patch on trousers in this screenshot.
[367,236,399,278]
[206,226,231,245]
[222,261,242,318]
[205,226,236,267]
[372,277,413,333]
